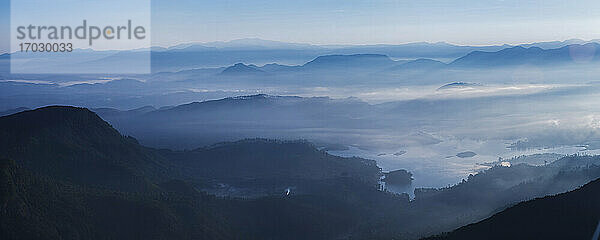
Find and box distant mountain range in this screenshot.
[157,38,600,72]
[94,94,376,149]
[387,58,446,72]
[451,43,600,67]
[219,54,400,75]
[519,38,593,49]
[2,40,600,115]
[215,43,600,77]
[4,38,600,74]
[178,38,321,51]
[166,38,600,52]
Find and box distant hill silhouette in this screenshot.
[451,43,600,67]
[302,54,397,70]
[387,58,447,72]
[518,38,592,49]
[258,63,300,72]
[220,63,266,76]
[96,94,374,149]
[437,82,481,90]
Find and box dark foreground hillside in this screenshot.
[0,158,233,240]
[2,106,600,240]
[0,106,401,240]
[426,178,600,240]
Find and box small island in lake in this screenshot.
[393,151,407,156]
[456,151,477,158]
[383,169,413,186]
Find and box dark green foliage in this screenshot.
[383,169,413,186]
[174,139,379,181]
[3,106,600,240]
[0,158,232,240]
[370,161,600,239]
[0,106,173,192]
[426,178,600,240]
[0,106,394,240]
[162,139,382,196]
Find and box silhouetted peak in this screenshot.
[0,106,113,134]
[307,54,391,62]
[221,63,265,75]
[304,54,395,69]
[388,58,446,71]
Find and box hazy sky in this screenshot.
[2,0,600,53]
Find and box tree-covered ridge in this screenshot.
[0,158,233,240]
[2,106,600,239]
[425,177,600,240]
[0,106,392,239]
[0,106,175,192]
[163,138,381,193]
